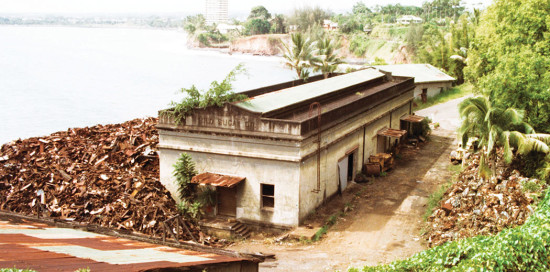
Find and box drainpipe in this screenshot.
[309,102,321,193]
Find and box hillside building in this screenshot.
[157,69,417,229]
[374,64,455,101]
[397,15,423,25]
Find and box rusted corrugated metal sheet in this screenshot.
[377,128,407,138]
[400,114,425,123]
[0,219,254,272]
[191,173,245,188]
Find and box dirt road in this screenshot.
[228,98,465,271]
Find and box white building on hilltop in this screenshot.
[205,0,228,25]
[397,15,423,25]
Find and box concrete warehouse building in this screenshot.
[157,68,418,228]
[374,64,455,100]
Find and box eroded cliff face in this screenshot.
[229,34,289,56]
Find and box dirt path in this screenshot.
[228,98,465,271]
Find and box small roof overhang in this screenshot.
[400,114,425,123]
[190,172,245,188]
[377,128,407,138]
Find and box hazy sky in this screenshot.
[0,0,492,15]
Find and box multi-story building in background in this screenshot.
[205,0,228,25]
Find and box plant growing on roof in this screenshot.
[168,64,248,125]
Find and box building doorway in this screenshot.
[217,187,237,217]
[338,150,356,193]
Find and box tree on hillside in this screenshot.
[415,13,475,84]
[422,0,465,22]
[280,33,317,80]
[465,0,550,133]
[249,6,271,20]
[352,2,372,15]
[183,14,206,35]
[458,96,549,177]
[271,14,287,34]
[289,6,331,32]
[245,6,271,35]
[313,38,344,78]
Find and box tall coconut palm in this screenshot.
[280,33,317,80]
[313,37,345,79]
[459,96,549,177]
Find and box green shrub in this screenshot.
[173,153,197,200]
[169,64,248,125]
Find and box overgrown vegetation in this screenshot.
[423,181,453,221]
[350,189,550,271]
[465,0,550,133]
[172,152,215,220]
[173,153,197,199]
[168,64,248,125]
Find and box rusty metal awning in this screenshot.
[400,114,425,123]
[191,173,245,188]
[377,128,407,138]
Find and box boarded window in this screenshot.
[261,184,275,209]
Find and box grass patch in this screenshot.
[349,189,550,271]
[1,269,37,272]
[312,212,344,242]
[423,182,452,221]
[414,83,473,111]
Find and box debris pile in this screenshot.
[0,118,197,240]
[426,153,546,247]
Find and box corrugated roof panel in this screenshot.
[377,128,407,138]
[235,68,385,113]
[191,172,245,188]
[374,64,455,83]
[400,114,425,123]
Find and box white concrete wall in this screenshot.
[413,82,453,99]
[297,90,414,222]
[159,89,415,227]
[158,132,301,227]
[298,130,362,221]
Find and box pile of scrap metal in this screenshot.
[0,118,214,244]
[426,152,545,247]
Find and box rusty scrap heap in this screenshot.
[426,153,546,247]
[0,117,194,238]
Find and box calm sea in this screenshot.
[0,26,295,145]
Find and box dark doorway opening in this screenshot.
[347,152,354,181]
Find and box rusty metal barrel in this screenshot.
[365,163,381,176]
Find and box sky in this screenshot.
[0,0,492,16]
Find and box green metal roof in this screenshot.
[235,68,385,113]
[374,64,455,83]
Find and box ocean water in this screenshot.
[0,26,295,144]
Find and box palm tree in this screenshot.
[459,96,549,177]
[313,37,345,79]
[280,33,317,80]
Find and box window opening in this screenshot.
[261,184,274,209]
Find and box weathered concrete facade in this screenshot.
[158,69,416,228]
